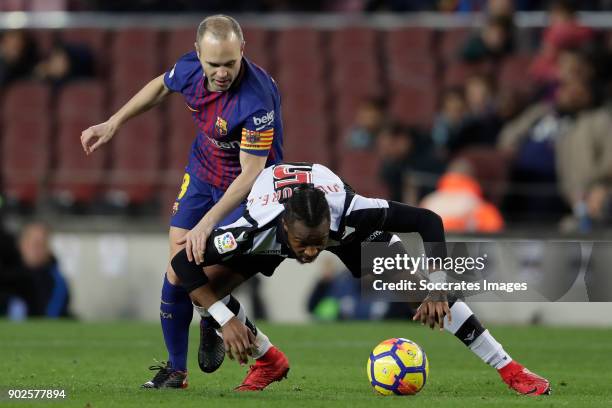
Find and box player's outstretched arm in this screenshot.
[178,151,267,264]
[80,74,171,155]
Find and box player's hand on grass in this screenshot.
[176,221,214,265]
[81,120,118,155]
[413,291,451,331]
[221,317,256,365]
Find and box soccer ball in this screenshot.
[367,338,429,395]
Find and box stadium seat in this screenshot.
[277,61,323,93]
[56,80,106,121]
[275,28,323,93]
[2,81,50,122]
[280,88,326,120]
[386,58,436,128]
[268,83,332,165]
[329,27,379,95]
[438,27,473,61]
[276,28,321,62]
[499,54,535,94]
[106,114,163,205]
[387,57,436,81]
[329,27,377,56]
[111,28,161,98]
[328,28,381,142]
[164,28,195,69]
[1,82,51,205]
[51,81,107,205]
[1,120,51,205]
[389,84,437,129]
[443,60,494,87]
[338,150,388,199]
[386,27,434,57]
[282,112,331,166]
[242,27,272,73]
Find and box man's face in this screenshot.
[195,32,243,92]
[556,78,591,112]
[483,23,506,51]
[19,224,51,269]
[283,218,330,264]
[356,103,383,133]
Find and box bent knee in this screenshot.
[169,226,188,256]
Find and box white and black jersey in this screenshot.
[202,163,388,270]
[201,162,446,277]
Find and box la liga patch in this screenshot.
[214,232,237,254]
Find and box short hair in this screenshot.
[283,184,330,228]
[550,0,577,16]
[19,221,51,240]
[196,14,244,44]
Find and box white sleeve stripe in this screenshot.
[346,195,389,215]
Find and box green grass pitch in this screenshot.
[1,320,611,407]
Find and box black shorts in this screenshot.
[220,254,285,279]
[327,230,395,278]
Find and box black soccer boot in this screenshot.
[198,317,226,373]
[141,361,187,389]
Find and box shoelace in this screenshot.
[148,358,169,371]
[148,360,172,383]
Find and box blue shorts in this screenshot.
[170,172,245,230]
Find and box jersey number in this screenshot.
[273,164,313,189]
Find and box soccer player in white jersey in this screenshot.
[172,162,550,395]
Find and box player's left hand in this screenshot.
[176,221,214,265]
[221,317,256,365]
[412,291,451,331]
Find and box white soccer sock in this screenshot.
[443,302,512,370]
[442,301,473,334]
[469,330,512,369]
[252,329,272,359]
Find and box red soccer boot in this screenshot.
[235,346,290,391]
[499,361,551,395]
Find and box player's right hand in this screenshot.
[412,291,451,331]
[221,316,256,365]
[81,120,117,155]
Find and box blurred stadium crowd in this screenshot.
[4,0,612,12]
[1,0,612,235]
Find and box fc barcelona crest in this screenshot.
[215,116,228,136]
[245,130,261,143]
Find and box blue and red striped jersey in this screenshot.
[164,51,284,189]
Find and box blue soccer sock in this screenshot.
[160,274,193,372]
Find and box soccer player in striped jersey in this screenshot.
[171,162,551,395]
[80,15,284,388]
